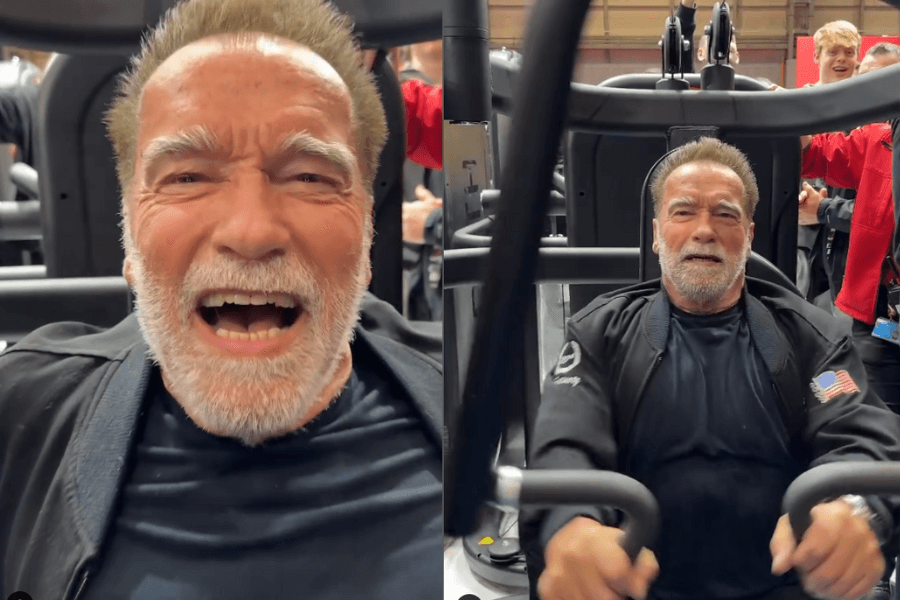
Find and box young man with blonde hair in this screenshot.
[0,0,442,598]
[812,20,861,85]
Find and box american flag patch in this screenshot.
[810,370,859,403]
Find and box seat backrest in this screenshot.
[36,53,130,278]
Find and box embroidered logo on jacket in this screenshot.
[552,341,582,387]
[810,370,859,403]
[554,341,581,375]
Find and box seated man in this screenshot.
[0,0,442,598]
[520,138,900,600]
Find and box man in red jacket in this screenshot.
[800,123,898,414]
[360,48,442,170]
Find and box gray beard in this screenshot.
[128,248,369,447]
[657,234,750,311]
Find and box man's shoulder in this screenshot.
[356,293,441,373]
[745,277,848,343]
[1,313,141,363]
[0,315,143,441]
[568,280,661,336]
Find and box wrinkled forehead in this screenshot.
[664,161,746,203]
[147,33,348,93]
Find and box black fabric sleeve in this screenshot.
[519,326,621,598]
[0,83,39,167]
[675,2,698,74]
[803,336,900,560]
[816,194,854,234]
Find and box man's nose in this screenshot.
[211,174,291,261]
[691,212,717,243]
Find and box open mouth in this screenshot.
[684,254,723,263]
[196,291,302,341]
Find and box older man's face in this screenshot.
[653,161,753,314]
[124,37,371,446]
[858,52,900,76]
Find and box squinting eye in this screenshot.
[293,173,340,185]
[162,172,206,185]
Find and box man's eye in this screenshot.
[172,173,202,184]
[292,173,339,186]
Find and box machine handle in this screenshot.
[494,467,660,562]
[783,462,900,542]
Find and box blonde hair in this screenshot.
[813,21,860,56]
[650,137,759,218]
[105,0,387,214]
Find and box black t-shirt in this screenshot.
[83,347,442,599]
[628,301,802,600]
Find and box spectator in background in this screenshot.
[795,20,861,308]
[797,42,899,309]
[809,20,860,86]
[799,40,899,591]
[0,46,52,168]
[400,40,443,321]
[857,41,900,75]
[0,46,53,267]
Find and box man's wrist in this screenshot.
[837,495,890,545]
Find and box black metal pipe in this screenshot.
[452,217,568,249]
[444,0,594,537]
[443,0,491,121]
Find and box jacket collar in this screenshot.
[642,279,787,375]
[71,316,442,550]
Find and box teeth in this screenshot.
[201,292,297,308]
[215,327,288,341]
[201,294,226,307]
[274,296,296,308]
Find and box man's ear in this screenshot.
[749,221,755,244]
[813,50,821,65]
[652,219,660,255]
[123,256,134,287]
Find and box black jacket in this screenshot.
[0,295,442,600]
[520,277,900,598]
